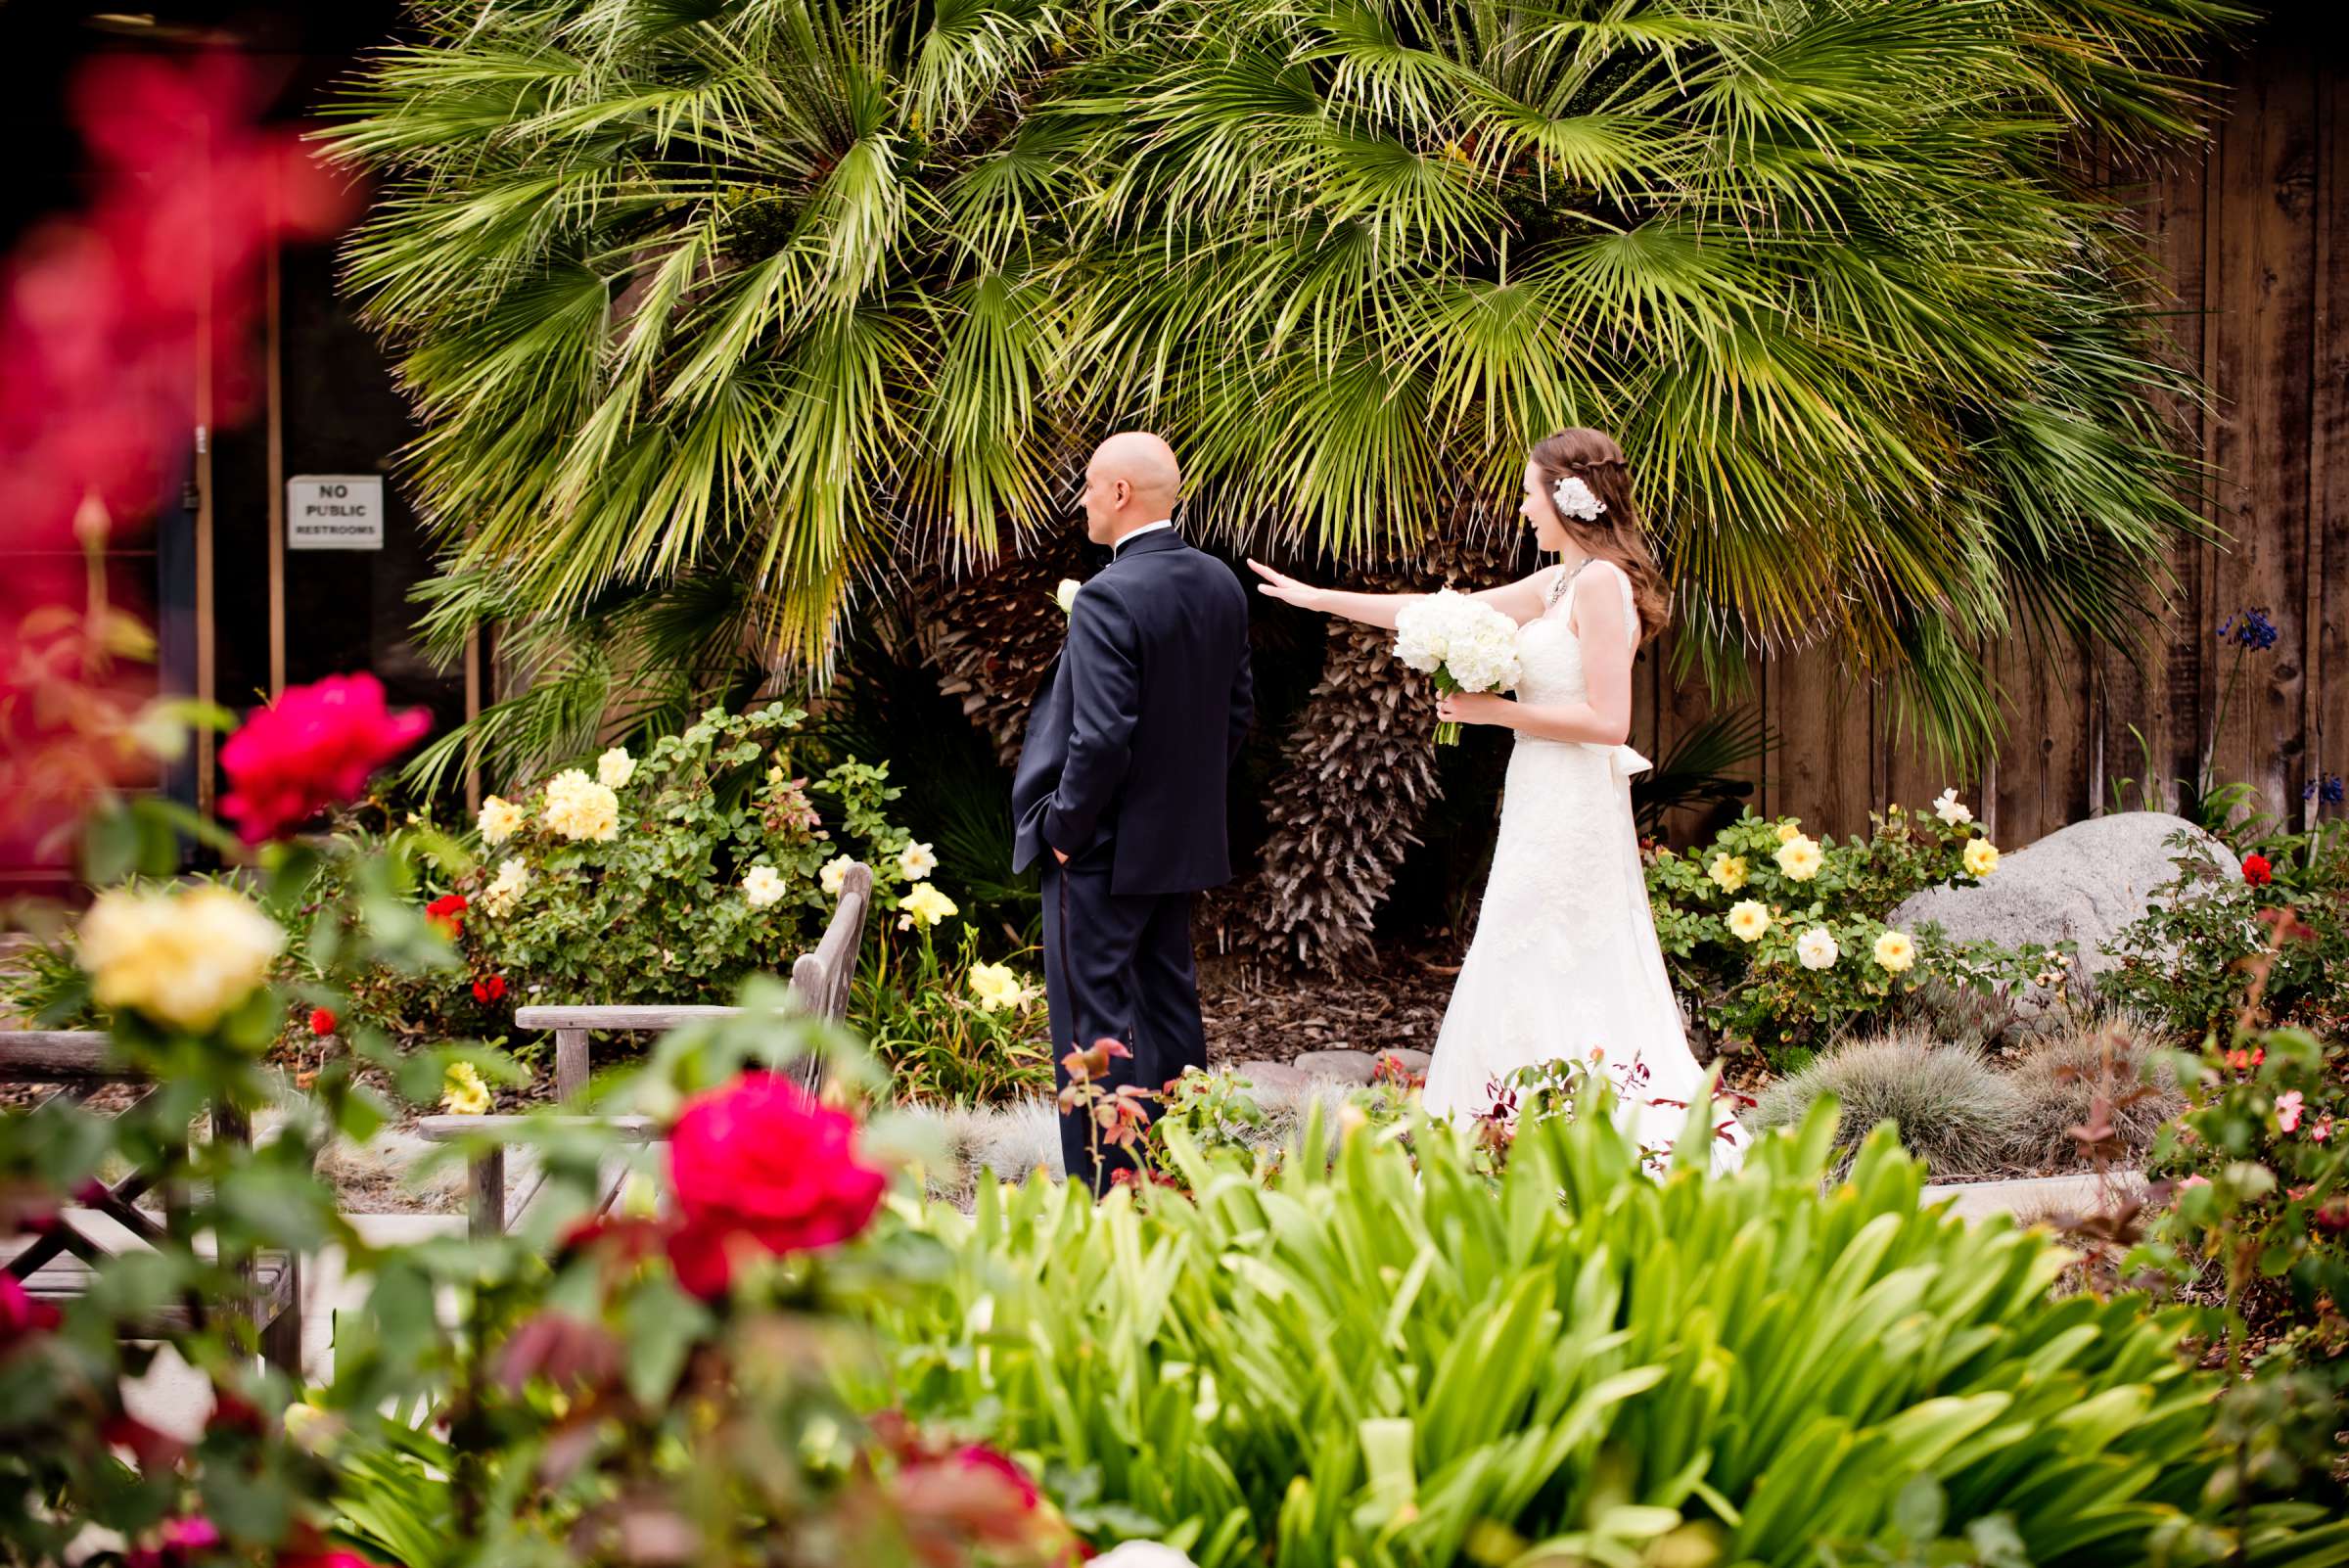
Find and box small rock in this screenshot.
[1375,1047,1432,1075]
[1291,1049,1379,1085]
[1230,1060,1310,1097]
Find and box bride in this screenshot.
[1248,428,1746,1174]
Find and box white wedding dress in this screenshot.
[1421,560,1747,1176]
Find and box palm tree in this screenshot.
[329,0,1085,705]
[1054,0,2234,750]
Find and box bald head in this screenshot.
[1081,431,1182,546]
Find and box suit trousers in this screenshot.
[1038,857,1207,1194]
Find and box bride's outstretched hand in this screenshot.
[1247,559,1321,611]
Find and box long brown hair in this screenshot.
[1527,428,1669,645]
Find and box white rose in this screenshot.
[477,794,526,847]
[819,853,856,896]
[898,840,938,881]
[1055,578,1082,614]
[542,769,620,842]
[482,857,530,916]
[1796,927,1840,970]
[742,865,787,908]
[597,746,636,790]
[1933,787,1972,826]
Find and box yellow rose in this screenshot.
[80,885,285,1034]
[1708,854,1748,894]
[1872,930,1917,973]
[898,882,958,931]
[1773,834,1823,882]
[477,794,526,847]
[1775,820,1803,843]
[542,768,620,843]
[596,746,636,790]
[441,1061,492,1116]
[1727,899,1771,943]
[1962,838,2001,878]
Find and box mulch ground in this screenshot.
[1197,945,1459,1068]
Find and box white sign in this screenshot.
[287,475,385,550]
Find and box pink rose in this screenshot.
[219,672,429,842]
[2314,1118,2333,1143]
[160,1516,222,1552]
[0,1273,61,1347]
[665,1073,887,1298]
[2278,1090,2305,1133]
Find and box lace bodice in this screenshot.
[1516,560,1639,711]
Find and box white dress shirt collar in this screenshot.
[1112,519,1175,558]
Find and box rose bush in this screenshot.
[1647,800,2061,1064]
[2102,823,2349,1040]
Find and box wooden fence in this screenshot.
[1635,16,2345,849]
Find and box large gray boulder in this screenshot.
[1887,810,2231,987]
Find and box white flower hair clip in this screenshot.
[1551,474,1606,523]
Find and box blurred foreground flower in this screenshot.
[219,672,429,842]
[664,1072,887,1299]
[80,884,283,1032]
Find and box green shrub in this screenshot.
[1747,1031,2026,1178]
[2130,1024,2349,1507]
[2101,826,2349,1041]
[445,703,918,1010]
[878,1092,2346,1567]
[1648,805,2065,1065]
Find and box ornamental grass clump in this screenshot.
[878,1087,2346,1567]
[1748,1029,2029,1178]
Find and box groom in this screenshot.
[1011,432,1254,1193]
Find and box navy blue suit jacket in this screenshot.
[1011,529,1253,896]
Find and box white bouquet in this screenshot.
[1394,589,1523,745]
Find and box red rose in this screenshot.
[425,893,468,938]
[664,1073,887,1298]
[307,1006,337,1037]
[955,1444,1041,1510]
[472,974,506,1005]
[2242,853,2273,886]
[0,1274,61,1346]
[219,672,430,843]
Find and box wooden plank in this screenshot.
[414,1114,660,1143]
[2312,53,2349,823]
[2098,127,2215,819]
[511,1005,746,1031]
[1771,642,1871,840]
[468,1146,505,1243]
[555,1029,590,1103]
[0,1032,120,1079]
[2203,34,2317,822]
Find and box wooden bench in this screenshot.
[1,1030,302,1370]
[420,861,873,1239]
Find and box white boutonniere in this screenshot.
[1054,578,1082,616]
